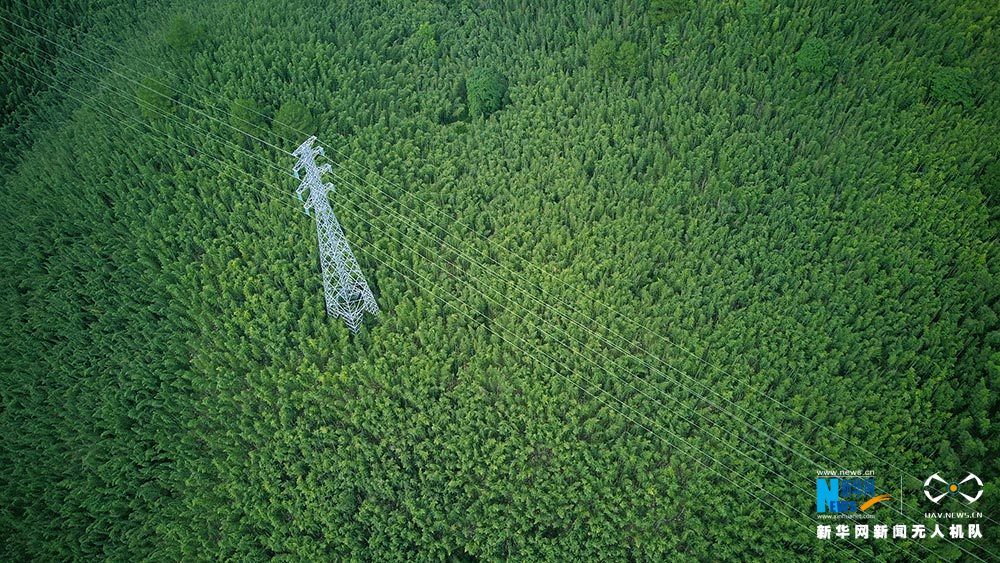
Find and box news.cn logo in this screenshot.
[923,473,983,504]
[816,476,892,513]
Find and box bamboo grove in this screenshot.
[1,0,998,560]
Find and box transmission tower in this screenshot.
[293,136,379,333]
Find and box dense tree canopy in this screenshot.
[0,0,997,560]
[930,65,976,106]
[164,15,202,55]
[273,99,315,140]
[795,37,833,78]
[136,76,175,117]
[466,66,508,118]
[229,98,267,145]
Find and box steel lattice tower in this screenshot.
[293,136,378,333]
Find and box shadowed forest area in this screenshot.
[1,0,998,560]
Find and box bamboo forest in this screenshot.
[1,0,998,560]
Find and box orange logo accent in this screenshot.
[859,494,893,511]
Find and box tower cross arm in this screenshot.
[292,135,325,179]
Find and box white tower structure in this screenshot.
[293,136,379,333]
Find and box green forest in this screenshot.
[1,0,998,560]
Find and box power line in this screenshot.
[0,11,291,157]
[1,0,953,505]
[0,23,927,516]
[2,0,980,507]
[2,18,841,488]
[0,27,976,560]
[2,51,935,563]
[3,12,991,560]
[1,52,876,563]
